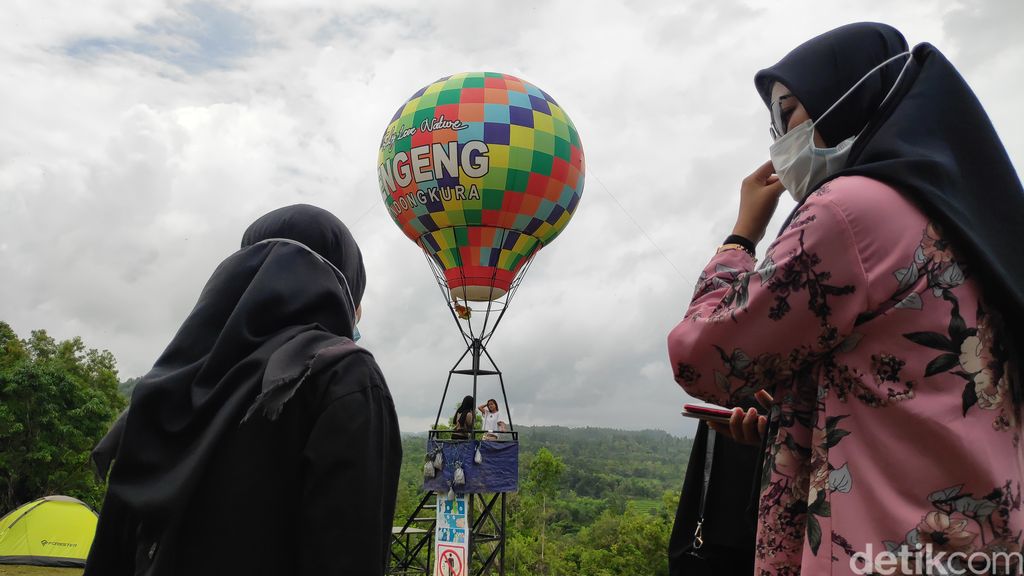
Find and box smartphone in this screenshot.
[681,403,734,424]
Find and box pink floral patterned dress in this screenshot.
[668,176,1023,575]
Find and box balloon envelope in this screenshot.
[377,72,585,301]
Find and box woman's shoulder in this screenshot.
[810,175,920,220]
[803,176,935,307]
[804,175,929,249]
[305,346,389,408]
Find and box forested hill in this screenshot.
[395,426,694,576]
[399,426,692,507]
[514,425,691,501]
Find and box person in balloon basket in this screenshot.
[478,398,503,439]
[452,395,476,440]
[85,204,402,576]
[667,23,1024,576]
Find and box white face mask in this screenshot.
[769,51,912,202]
[770,122,856,202]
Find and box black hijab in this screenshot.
[99,204,365,528]
[455,395,474,420]
[755,22,1024,395]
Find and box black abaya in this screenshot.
[85,205,401,576]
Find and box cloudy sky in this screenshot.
[2,0,1020,437]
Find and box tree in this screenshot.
[0,322,126,511]
[119,376,141,398]
[565,508,672,576]
[527,447,565,573]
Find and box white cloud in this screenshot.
[1,0,1021,439]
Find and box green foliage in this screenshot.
[561,508,673,576]
[0,322,126,512]
[526,447,565,571]
[118,376,141,399]
[527,447,565,497]
[395,426,692,576]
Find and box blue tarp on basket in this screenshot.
[422,439,519,494]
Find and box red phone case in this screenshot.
[681,403,733,423]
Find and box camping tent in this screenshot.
[0,496,98,568]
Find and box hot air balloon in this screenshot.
[382,74,584,576]
[377,72,585,303]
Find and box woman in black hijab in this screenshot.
[451,395,475,440]
[85,204,402,576]
[668,22,1023,575]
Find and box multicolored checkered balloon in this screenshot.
[377,72,585,301]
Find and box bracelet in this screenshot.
[717,243,752,256]
[723,234,756,255]
[716,244,757,263]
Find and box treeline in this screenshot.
[0,322,126,511]
[396,426,693,576]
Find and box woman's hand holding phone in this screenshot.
[705,389,774,446]
[682,404,733,424]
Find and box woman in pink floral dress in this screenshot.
[668,23,1024,575]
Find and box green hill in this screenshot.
[516,426,691,501]
[397,426,692,517]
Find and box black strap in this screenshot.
[745,408,776,529]
[692,428,717,549]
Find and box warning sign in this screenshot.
[435,494,469,576]
[436,545,464,576]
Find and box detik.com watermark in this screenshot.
[850,543,1022,575]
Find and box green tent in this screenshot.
[0,496,98,568]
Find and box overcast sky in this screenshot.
[2,0,1020,437]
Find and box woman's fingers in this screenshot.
[729,407,746,442]
[748,160,775,182]
[741,408,760,442]
[755,389,774,408]
[734,160,786,243]
[718,407,761,446]
[711,401,773,446]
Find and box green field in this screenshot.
[626,498,663,515]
